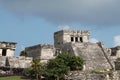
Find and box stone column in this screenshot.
[0,49,2,56]
[78,37,80,42]
[73,37,76,42]
[6,49,14,56]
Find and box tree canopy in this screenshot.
[43,53,84,80]
[56,53,84,71]
[31,59,41,80]
[19,50,28,57]
[23,53,84,80]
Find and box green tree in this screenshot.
[44,58,70,80]
[22,68,31,77]
[43,53,84,80]
[19,50,28,57]
[56,53,84,71]
[31,59,41,80]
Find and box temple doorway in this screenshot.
[2,49,7,56]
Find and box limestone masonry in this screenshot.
[1,30,120,80]
[0,41,32,68]
[25,30,117,70]
[0,41,16,56]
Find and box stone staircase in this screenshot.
[70,42,112,70]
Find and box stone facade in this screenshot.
[1,30,120,79]
[110,46,120,70]
[53,30,113,70]
[25,30,115,70]
[111,46,120,59]
[65,71,107,80]
[24,29,120,80]
[7,56,32,68]
[0,41,32,69]
[65,70,120,80]
[58,42,113,70]
[0,56,6,67]
[54,30,90,48]
[0,41,16,57]
[0,56,32,68]
[25,44,55,63]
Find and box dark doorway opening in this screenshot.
[71,37,74,42]
[2,49,7,56]
[80,37,83,42]
[75,37,78,42]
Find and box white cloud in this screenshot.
[90,38,98,43]
[57,25,70,30]
[0,0,120,26]
[114,35,120,46]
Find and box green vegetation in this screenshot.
[56,53,84,71]
[22,68,32,77]
[0,76,22,80]
[19,50,28,57]
[43,53,84,80]
[22,59,42,80]
[44,57,70,80]
[22,53,84,80]
[31,59,41,80]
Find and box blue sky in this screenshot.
[0,0,120,56]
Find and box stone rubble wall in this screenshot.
[0,56,6,67]
[58,42,113,70]
[65,71,106,80]
[66,70,120,80]
[0,56,32,68]
[8,56,32,68]
[25,44,55,63]
[25,44,41,59]
[72,42,113,70]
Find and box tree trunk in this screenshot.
[36,74,39,80]
[56,77,59,80]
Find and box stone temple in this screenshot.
[25,30,119,71]
[1,29,120,80]
[0,41,32,68]
[0,41,16,57]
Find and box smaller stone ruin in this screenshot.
[0,41,32,69]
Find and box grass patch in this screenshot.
[0,76,22,80]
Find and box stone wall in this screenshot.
[25,44,55,63]
[65,71,106,80]
[25,44,41,59]
[0,56,6,67]
[0,56,32,68]
[40,44,55,63]
[115,58,120,70]
[8,56,32,68]
[6,49,14,56]
[57,42,113,70]
[0,49,14,56]
[111,46,120,59]
[0,41,16,57]
[65,70,120,80]
[54,30,90,48]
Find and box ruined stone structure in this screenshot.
[54,30,90,48]
[25,44,55,63]
[26,30,113,70]
[1,30,120,79]
[0,41,32,69]
[25,29,120,80]
[111,46,120,70]
[54,30,114,70]
[0,41,16,57]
